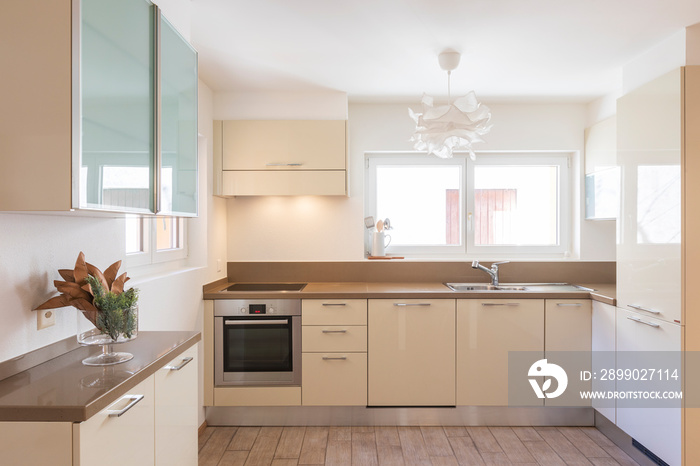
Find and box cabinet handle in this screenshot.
[322,356,347,360]
[266,162,303,167]
[108,394,144,418]
[322,303,347,307]
[627,304,661,315]
[166,356,193,371]
[322,329,347,333]
[481,303,519,307]
[556,303,583,307]
[627,316,660,328]
[394,303,431,307]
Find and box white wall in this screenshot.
[224,99,616,261]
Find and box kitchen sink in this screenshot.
[225,283,307,292]
[445,283,528,292]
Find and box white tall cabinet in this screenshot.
[616,66,700,465]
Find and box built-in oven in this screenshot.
[214,299,301,386]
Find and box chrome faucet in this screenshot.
[471,260,510,286]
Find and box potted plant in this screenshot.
[36,252,139,365]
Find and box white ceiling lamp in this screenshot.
[409,50,492,160]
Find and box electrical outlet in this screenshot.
[37,309,55,330]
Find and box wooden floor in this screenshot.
[199,425,641,466]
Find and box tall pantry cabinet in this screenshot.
[0,0,198,216]
[617,66,700,466]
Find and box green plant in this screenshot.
[85,275,138,340]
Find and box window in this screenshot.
[366,152,571,257]
[126,215,187,266]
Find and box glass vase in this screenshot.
[77,304,138,366]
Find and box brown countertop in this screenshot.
[0,331,200,422]
[204,279,616,305]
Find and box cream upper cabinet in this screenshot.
[368,299,455,406]
[616,68,682,324]
[0,0,198,215]
[456,299,544,406]
[215,120,348,196]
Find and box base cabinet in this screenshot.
[591,301,616,422]
[368,299,455,406]
[155,346,198,466]
[616,308,681,466]
[75,376,156,466]
[0,345,198,466]
[457,299,544,406]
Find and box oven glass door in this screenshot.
[223,316,293,373]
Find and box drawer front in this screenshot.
[302,299,367,325]
[302,325,367,352]
[302,353,367,406]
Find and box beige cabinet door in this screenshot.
[457,299,544,406]
[368,299,455,406]
[74,376,155,466]
[544,299,592,407]
[155,346,198,466]
[302,353,367,406]
[222,120,346,170]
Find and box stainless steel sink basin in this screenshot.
[445,283,528,292]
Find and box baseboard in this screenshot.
[198,420,208,436]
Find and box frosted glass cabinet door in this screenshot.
[79,0,155,213]
[159,15,198,216]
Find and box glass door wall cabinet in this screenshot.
[0,0,198,216]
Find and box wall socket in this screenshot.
[37,309,56,330]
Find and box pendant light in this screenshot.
[409,50,492,160]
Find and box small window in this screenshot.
[366,152,571,257]
[126,215,186,266]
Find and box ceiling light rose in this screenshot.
[409,50,492,160]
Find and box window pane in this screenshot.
[125,216,144,254]
[376,165,461,246]
[156,217,181,251]
[102,166,150,210]
[473,165,558,246]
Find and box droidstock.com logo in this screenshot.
[528,359,568,399]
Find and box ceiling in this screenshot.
[191,0,700,103]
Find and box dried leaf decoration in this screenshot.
[35,252,135,328]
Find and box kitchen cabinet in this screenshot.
[616,307,681,466]
[456,299,544,406]
[368,299,455,406]
[154,346,198,466]
[0,0,198,215]
[0,339,199,466]
[616,68,682,323]
[544,299,592,407]
[75,376,156,466]
[302,299,367,406]
[214,120,347,196]
[591,301,616,422]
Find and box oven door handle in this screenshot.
[224,319,290,325]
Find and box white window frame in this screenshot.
[465,152,571,257]
[365,151,572,258]
[125,215,187,267]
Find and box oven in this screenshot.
[214,299,301,386]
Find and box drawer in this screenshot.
[302,325,367,352]
[302,353,367,406]
[302,299,367,325]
